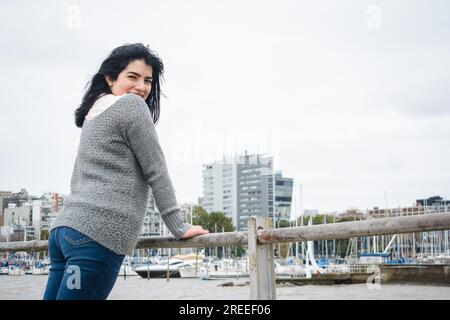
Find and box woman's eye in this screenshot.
[145,80,152,85]
[128,75,136,80]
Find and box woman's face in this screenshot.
[106,59,153,100]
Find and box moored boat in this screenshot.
[134,259,194,278]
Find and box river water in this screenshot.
[1,275,449,300]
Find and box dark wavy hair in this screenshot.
[75,43,164,127]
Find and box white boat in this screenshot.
[0,267,9,275]
[8,267,25,276]
[199,258,249,280]
[176,253,207,278]
[179,264,202,278]
[29,260,51,275]
[134,259,194,278]
[275,260,301,277]
[199,268,249,280]
[31,266,50,275]
[172,253,205,265]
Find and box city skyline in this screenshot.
[1,1,449,213]
[2,181,448,215]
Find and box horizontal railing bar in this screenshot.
[0,213,449,252]
[258,213,450,244]
[0,240,49,253]
[135,231,248,249]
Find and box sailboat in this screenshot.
[303,216,326,277]
[277,184,325,278]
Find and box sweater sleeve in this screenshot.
[123,94,191,239]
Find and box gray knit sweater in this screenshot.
[52,93,191,255]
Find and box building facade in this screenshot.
[139,190,193,238]
[202,153,293,231]
[236,153,274,231]
[0,190,63,241]
[0,191,13,216]
[273,171,293,226]
[140,189,161,237]
[202,157,238,225]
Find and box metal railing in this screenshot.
[1,212,450,300]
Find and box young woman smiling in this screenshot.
[43,43,208,300]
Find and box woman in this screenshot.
[43,43,208,300]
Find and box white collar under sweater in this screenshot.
[85,94,126,120]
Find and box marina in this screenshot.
[2,210,450,299]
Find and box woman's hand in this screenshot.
[181,225,209,239]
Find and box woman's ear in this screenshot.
[105,75,114,87]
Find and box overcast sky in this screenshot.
[1,0,449,216]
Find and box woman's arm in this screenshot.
[123,94,208,239]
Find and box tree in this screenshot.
[192,206,241,257]
[191,206,209,229]
[278,220,291,228]
[40,229,49,240]
[192,207,234,233]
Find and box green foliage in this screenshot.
[192,207,235,233]
[233,245,247,257]
[336,216,358,223]
[277,220,291,228]
[40,229,49,240]
[192,206,240,257]
[191,206,208,229]
[335,239,350,258]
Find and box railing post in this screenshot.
[248,216,276,300]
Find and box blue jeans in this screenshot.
[43,226,125,300]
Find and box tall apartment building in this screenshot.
[237,153,274,231]
[203,153,292,231]
[0,191,13,216]
[140,190,193,237]
[202,158,238,225]
[179,203,195,225]
[140,189,161,237]
[274,171,293,226]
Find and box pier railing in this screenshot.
[1,212,450,300]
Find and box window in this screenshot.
[276,180,293,187]
[275,196,292,202]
